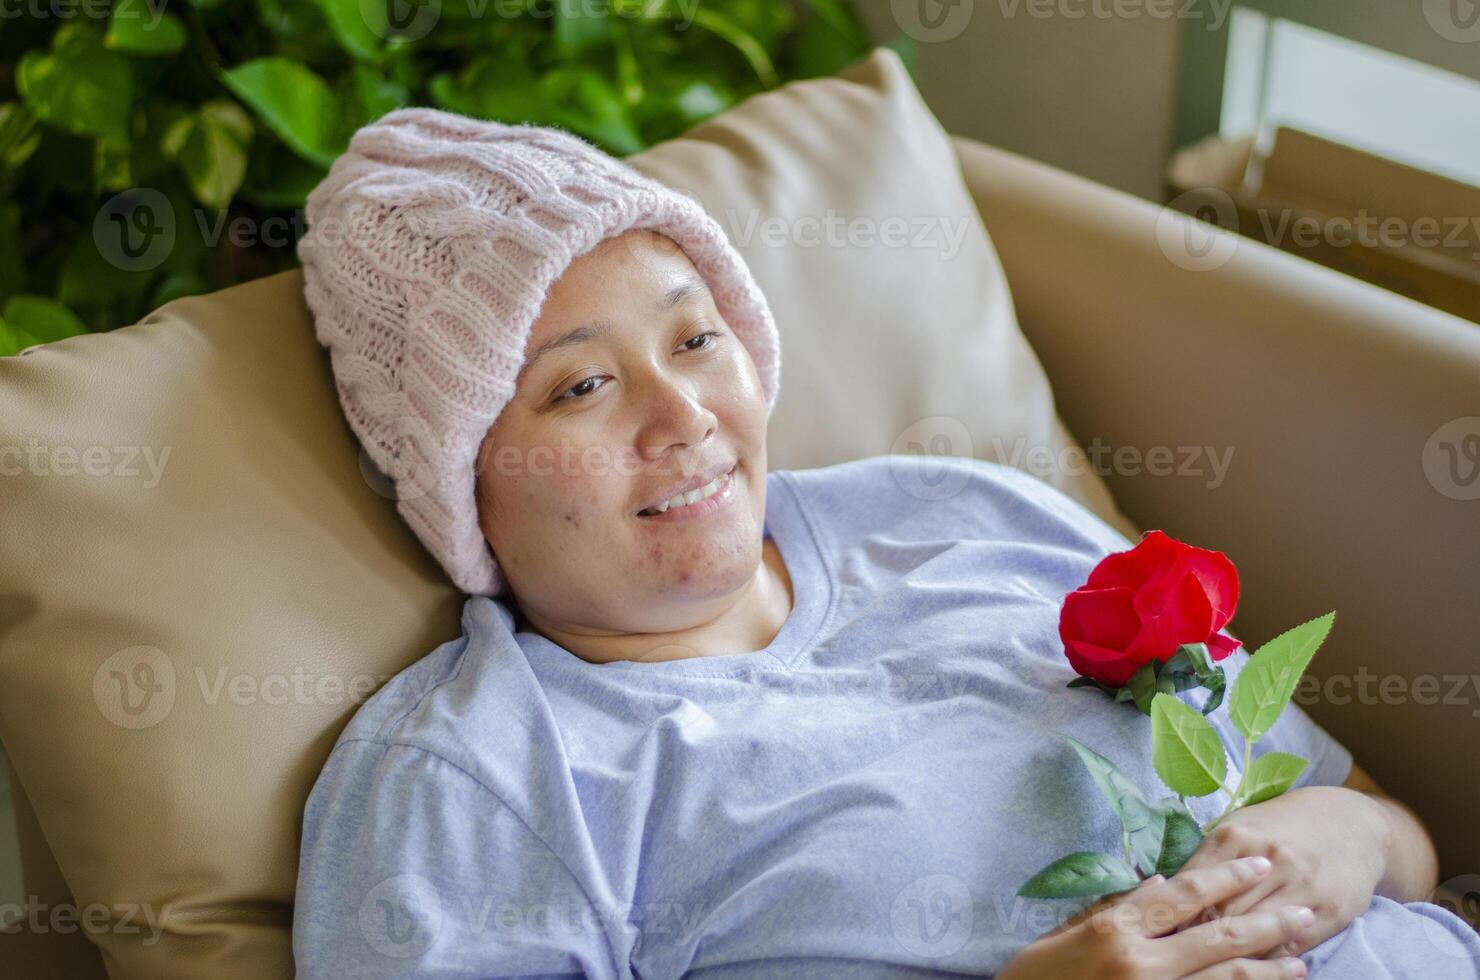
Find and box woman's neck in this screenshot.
[514,536,794,665]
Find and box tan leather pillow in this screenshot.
[630,51,1136,535]
[0,46,1136,980]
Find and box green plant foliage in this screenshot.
[1150,692,1227,797]
[2,0,905,355]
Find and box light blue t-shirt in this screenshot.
[293,455,1480,978]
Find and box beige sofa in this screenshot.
[3,48,1477,978]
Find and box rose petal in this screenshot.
[1085,529,1178,591]
[1183,548,1240,632]
[1059,586,1141,650]
[1206,631,1242,661]
[1064,639,1148,687]
[1130,571,1216,659]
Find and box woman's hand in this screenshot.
[997,856,1314,979]
[1172,786,1390,958]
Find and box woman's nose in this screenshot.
[634,374,716,456]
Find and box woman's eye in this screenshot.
[683,330,721,352]
[554,376,603,403]
[552,332,720,404]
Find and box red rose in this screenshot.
[1058,529,1241,687]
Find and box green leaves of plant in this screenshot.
[555,0,614,58]
[1129,661,1176,716]
[1026,612,1334,902]
[1151,797,1204,876]
[17,23,134,143]
[1229,612,1334,742]
[106,0,189,57]
[1019,741,1209,898]
[1019,851,1141,899]
[0,295,89,354]
[430,57,644,155]
[5,2,882,353]
[1066,736,1165,870]
[1151,692,1227,797]
[162,101,255,209]
[1064,736,1203,879]
[221,58,347,167]
[316,0,389,62]
[1238,751,1309,806]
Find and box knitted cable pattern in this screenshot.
[298,108,781,596]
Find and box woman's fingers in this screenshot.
[1210,875,1284,922]
[1180,955,1309,979]
[1108,856,1274,936]
[1166,904,1316,975]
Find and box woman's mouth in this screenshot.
[636,465,738,521]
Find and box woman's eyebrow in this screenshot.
[520,274,710,378]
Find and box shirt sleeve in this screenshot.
[1192,641,1355,791]
[292,739,611,979]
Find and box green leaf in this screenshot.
[1151,692,1227,797]
[220,57,347,167]
[17,23,134,143]
[162,100,254,209]
[58,229,169,311]
[1063,735,1166,874]
[1229,612,1335,742]
[1151,797,1204,877]
[353,64,408,122]
[94,133,134,193]
[1129,661,1173,716]
[429,55,554,126]
[544,67,645,155]
[0,102,42,172]
[1019,851,1141,899]
[791,3,863,80]
[2,295,88,345]
[1239,751,1309,806]
[106,0,189,56]
[554,0,612,57]
[0,317,39,357]
[1200,674,1227,715]
[687,7,778,87]
[316,0,388,61]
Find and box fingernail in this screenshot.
[1283,956,1307,978]
[1240,855,1272,877]
[1290,906,1315,928]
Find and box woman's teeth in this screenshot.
[640,469,730,515]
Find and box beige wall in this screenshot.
[854,0,1183,201]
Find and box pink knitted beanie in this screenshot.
[297,108,782,597]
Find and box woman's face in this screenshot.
[475,229,770,634]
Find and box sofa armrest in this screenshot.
[950,134,1480,883]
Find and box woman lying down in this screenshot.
[290,108,1480,979]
